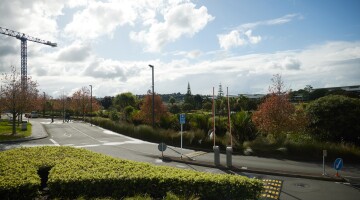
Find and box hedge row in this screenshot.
[0,146,263,199]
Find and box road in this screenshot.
[1,118,359,200]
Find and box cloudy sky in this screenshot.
[0,0,359,97]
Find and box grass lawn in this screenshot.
[0,120,32,141]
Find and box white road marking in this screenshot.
[69,125,101,143]
[74,144,101,148]
[49,139,60,146]
[103,141,147,146]
[155,159,163,163]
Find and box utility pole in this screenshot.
[149,65,155,129]
[43,92,46,117]
[89,85,92,126]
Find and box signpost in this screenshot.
[334,158,343,177]
[179,113,185,159]
[158,143,167,158]
[322,150,327,175]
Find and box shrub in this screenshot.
[0,146,263,199]
[109,110,120,121]
[231,111,257,144]
[306,95,360,145]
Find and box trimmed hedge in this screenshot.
[0,146,263,199]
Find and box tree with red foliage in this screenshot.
[135,93,168,126]
[252,74,308,141]
[0,66,38,135]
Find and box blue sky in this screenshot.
[0,0,359,97]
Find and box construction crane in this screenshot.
[0,26,57,84]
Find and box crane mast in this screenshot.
[0,26,57,84]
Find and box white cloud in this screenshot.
[57,42,92,62]
[0,0,63,41]
[267,56,301,70]
[130,3,214,52]
[218,13,301,50]
[242,13,302,29]
[218,29,261,50]
[64,1,137,39]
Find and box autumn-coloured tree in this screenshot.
[252,94,295,137]
[71,87,90,120]
[252,74,308,141]
[0,66,38,135]
[135,93,168,126]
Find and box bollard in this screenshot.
[226,147,233,168]
[21,121,27,131]
[213,146,220,166]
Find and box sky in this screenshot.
[0,0,359,98]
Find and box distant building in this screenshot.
[319,85,360,93]
[239,94,266,100]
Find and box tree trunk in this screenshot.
[11,112,16,135]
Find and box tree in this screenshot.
[309,88,328,100]
[218,83,224,98]
[113,92,136,111]
[71,87,90,120]
[101,96,113,109]
[169,104,181,114]
[231,111,257,143]
[252,94,295,139]
[169,96,176,105]
[269,74,286,95]
[124,105,135,121]
[252,74,308,141]
[306,95,360,145]
[136,94,169,126]
[193,94,203,110]
[0,66,38,135]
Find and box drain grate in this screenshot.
[260,179,283,200]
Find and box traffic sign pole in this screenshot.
[322,150,327,175]
[179,114,185,159]
[181,123,183,159]
[334,158,343,177]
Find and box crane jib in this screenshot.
[0,26,57,84]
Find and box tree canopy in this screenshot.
[306,95,360,145]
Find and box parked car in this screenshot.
[25,111,38,118]
[31,111,38,118]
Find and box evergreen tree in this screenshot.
[186,82,192,96]
[184,82,194,104]
[218,83,224,97]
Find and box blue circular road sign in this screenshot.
[334,158,343,171]
[158,143,167,152]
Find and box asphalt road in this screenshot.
[1,118,360,200]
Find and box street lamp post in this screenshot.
[43,92,46,117]
[89,85,92,126]
[148,64,155,128]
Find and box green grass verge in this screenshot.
[0,146,263,199]
[0,120,32,141]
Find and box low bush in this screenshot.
[244,135,360,162]
[0,146,263,199]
